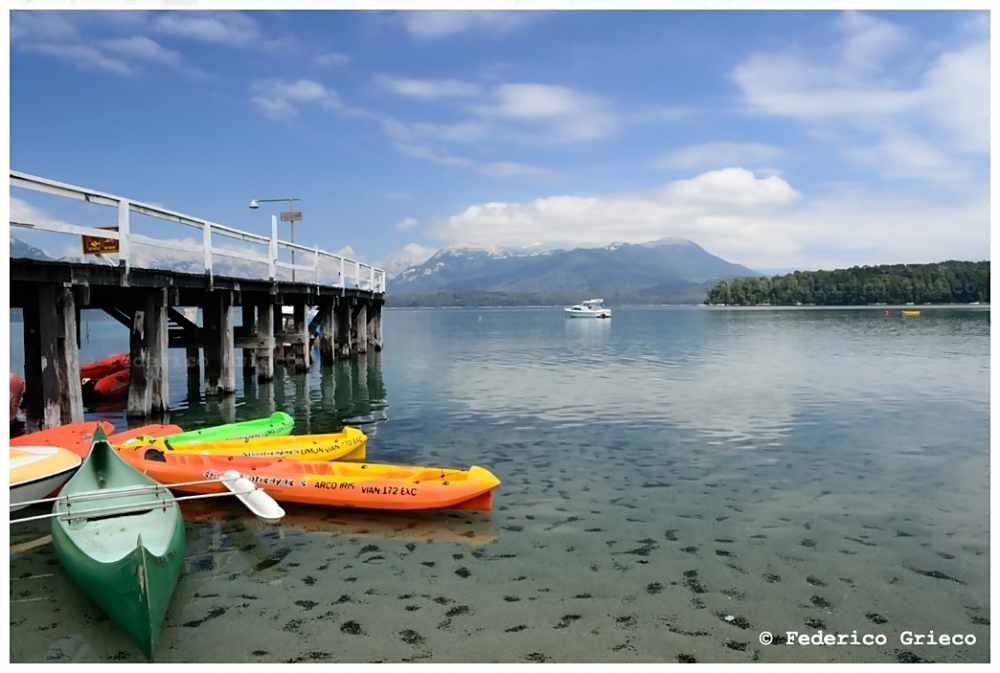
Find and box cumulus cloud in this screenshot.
[428,167,987,271]
[22,43,133,76]
[399,11,537,39]
[373,75,483,99]
[314,51,350,67]
[731,10,989,181]
[396,217,419,231]
[477,162,562,179]
[652,142,784,170]
[477,83,616,142]
[251,79,342,120]
[152,11,261,47]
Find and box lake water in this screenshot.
[8,305,991,663]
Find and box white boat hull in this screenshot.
[10,446,82,512]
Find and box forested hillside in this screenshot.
[705,261,989,306]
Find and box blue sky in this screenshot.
[5,4,992,275]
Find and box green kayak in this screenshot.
[160,411,295,446]
[50,426,185,661]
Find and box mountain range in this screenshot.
[389,238,761,304]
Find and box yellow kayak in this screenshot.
[125,426,367,461]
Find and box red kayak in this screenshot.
[10,373,25,424]
[91,367,131,400]
[80,353,130,381]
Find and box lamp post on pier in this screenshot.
[249,197,302,281]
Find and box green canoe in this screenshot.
[50,426,185,661]
[160,411,295,446]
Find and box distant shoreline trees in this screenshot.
[705,261,990,307]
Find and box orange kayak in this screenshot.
[80,353,130,380]
[11,421,116,459]
[117,447,501,512]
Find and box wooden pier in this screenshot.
[9,171,385,431]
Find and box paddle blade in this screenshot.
[220,470,285,523]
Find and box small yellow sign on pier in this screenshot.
[82,227,120,255]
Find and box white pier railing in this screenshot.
[9,171,386,293]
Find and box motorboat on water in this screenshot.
[564,298,611,318]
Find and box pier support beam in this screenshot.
[241,303,257,372]
[354,303,368,355]
[203,290,235,396]
[368,302,383,351]
[336,299,353,359]
[293,304,309,372]
[319,302,336,365]
[256,300,275,382]
[22,284,84,430]
[127,288,170,417]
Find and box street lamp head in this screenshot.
[248,199,259,209]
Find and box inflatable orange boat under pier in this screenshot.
[79,353,130,381]
[116,448,501,512]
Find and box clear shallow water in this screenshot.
[8,306,991,663]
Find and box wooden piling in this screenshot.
[293,304,309,372]
[22,285,79,430]
[336,299,353,359]
[256,299,275,382]
[241,303,257,372]
[368,302,383,351]
[203,290,236,396]
[355,302,368,355]
[127,289,170,417]
[319,302,336,365]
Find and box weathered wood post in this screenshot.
[368,302,383,351]
[336,298,353,359]
[319,301,336,365]
[241,303,257,373]
[21,284,84,430]
[127,288,170,417]
[293,303,309,372]
[256,299,275,382]
[354,302,368,355]
[203,290,235,396]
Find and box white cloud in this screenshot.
[842,131,975,181]
[10,11,78,42]
[22,43,133,76]
[400,11,536,39]
[652,142,784,170]
[918,41,990,153]
[395,144,473,167]
[477,162,561,179]
[428,168,987,271]
[731,10,989,182]
[373,74,483,99]
[251,79,342,120]
[314,51,350,67]
[396,217,419,231]
[835,10,909,72]
[479,83,616,142]
[9,197,74,228]
[152,11,260,47]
